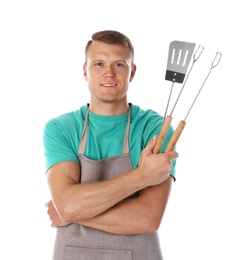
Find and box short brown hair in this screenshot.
[85,30,134,62]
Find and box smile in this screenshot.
[101,84,117,87]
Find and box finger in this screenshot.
[45,200,50,207]
[165,151,179,161]
[51,223,58,228]
[145,136,157,151]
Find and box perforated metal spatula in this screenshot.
[153,40,196,154]
[165,41,196,83]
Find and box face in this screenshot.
[83,41,136,105]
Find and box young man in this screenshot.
[43,30,178,260]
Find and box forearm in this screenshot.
[48,166,146,222]
[77,177,173,235]
[78,197,147,234]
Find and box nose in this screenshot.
[104,65,116,78]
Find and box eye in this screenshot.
[115,63,124,67]
[95,62,103,67]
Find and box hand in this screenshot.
[138,136,178,186]
[45,200,71,228]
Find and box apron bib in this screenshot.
[52,110,163,260]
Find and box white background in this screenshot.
[1,0,239,259]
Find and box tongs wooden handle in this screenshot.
[164,120,186,152]
[153,117,186,154]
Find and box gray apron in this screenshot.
[52,110,163,260]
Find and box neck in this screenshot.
[89,99,129,116]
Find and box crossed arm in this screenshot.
[46,137,178,235]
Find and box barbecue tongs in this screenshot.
[153,41,222,154]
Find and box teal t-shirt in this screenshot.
[43,103,176,179]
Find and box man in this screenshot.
[43,30,178,260]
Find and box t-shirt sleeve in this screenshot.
[43,119,79,172]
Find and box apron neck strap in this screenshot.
[123,111,130,154]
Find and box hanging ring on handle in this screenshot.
[193,45,204,62]
[211,52,222,69]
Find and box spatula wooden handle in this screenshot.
[165,120,186,152]
[153,116,172,154]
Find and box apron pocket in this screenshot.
[65,246,133,260]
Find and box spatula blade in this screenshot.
[165,41,196,83]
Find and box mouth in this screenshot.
[101,83,117,87]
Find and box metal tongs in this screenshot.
[153,41,222,154]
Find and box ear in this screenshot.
[83,63,88,81]
[129,64,137,82]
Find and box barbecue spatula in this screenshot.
[153,40,196,154]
